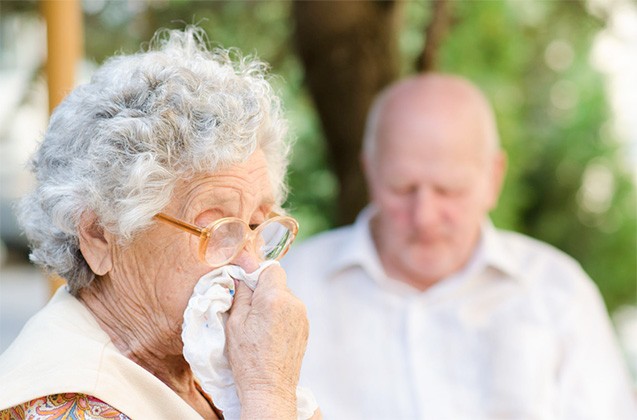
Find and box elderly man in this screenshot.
[283,74,636,419]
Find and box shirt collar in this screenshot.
[327,205,386,280]
[327,206,520,283]
[479,219,520,278]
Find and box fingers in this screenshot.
[230,264,285,316]
[255,264,287,292]
[224,263,309,416]
[228,280,252,318]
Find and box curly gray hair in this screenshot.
[18,27,290,294]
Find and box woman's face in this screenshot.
[107,149,275,354]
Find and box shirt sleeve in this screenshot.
[0,393,131,420]
[556,268,637,420]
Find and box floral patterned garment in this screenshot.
[0,393,130,420]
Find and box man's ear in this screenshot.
[78,211,113,276]
[488,150,508,210]
[360,153,374,198]
[360,153,369,179]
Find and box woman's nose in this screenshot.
[230,247,261,273]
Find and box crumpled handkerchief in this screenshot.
[182,260,318,420]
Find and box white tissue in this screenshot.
[182,261,318,420]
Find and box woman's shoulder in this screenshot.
[0,393,130,420]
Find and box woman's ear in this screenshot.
[78,212,113,276]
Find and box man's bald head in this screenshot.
[363,74,500,163]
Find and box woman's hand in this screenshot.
[226,264,309,419]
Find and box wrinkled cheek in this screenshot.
[159,272,201,323]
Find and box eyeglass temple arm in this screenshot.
[154,213,204,236]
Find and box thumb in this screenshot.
[229,280,252,317]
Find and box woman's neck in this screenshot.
[78,278,218,419]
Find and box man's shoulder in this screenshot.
[492,229,613,325]
[493,228,597,295]
[496,228,582,269]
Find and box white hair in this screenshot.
[18,27,290,294]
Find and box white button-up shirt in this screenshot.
[282,207,636,420]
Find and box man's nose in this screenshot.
[413,187,440,229]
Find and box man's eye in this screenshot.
[391,186,415,196]
[438,187,463,197]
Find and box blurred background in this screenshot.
[0,0,635,381]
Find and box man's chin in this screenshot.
[404,253,452,280]
[408,246,446,263]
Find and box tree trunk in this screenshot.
[292,0,402,225]
[417,0,451,72]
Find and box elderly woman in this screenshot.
[0,28,315,419]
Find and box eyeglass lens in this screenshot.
[204,219,295,266]
[259,220,294,260]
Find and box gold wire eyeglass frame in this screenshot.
[153,212,299,267]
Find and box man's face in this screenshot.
[365,103,504,290]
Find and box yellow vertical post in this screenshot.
[42,0,83,113]
[41,0,83,294]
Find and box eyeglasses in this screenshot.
[154,212,299,267]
